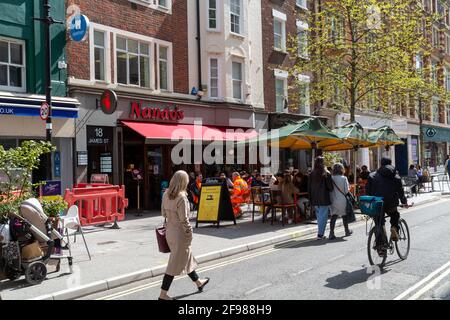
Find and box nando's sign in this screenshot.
[129,101,184,121]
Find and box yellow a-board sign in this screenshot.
[197,185,221,221]
[196,178,236,228]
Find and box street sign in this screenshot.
[69,14,90,42]
[100,89,118,114]
[426,128,437,138]
[40,102,50,120]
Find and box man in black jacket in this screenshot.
[366,157,409,243]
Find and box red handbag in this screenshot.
[156,220,170,253]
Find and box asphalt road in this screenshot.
[83,198,450,300]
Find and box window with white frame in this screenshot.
[274,69,288,112]
[157,0,168,9]
[431,60,438,83]
[432,27,440,47]
[273,10,286,52]
[275,79,287,112]
[94,31,106,81]
[296,0,308,10]
[432,99,440,123]
[445,67,450,92]
[232,61,243,100]
[209,58,219,98]
[159,45,169,90]
[297,20,308,58]
[298,75,310,115]
[446,34,450,54]
[416,53,423,71]
[329,15,344,42]
[446,104,450,124]
[0,37,26,92]
[230,0,241,34]
[116,36,150,88]
[208,0,218,30]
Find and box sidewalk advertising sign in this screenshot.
[40,180,62,201]
[196,178,236,228]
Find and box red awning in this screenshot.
[121,121,258,141]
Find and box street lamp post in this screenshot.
[418,96,424,168]
[35,0,63,181]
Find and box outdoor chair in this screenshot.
[250,186,272,222]
[60,205,91,261]
[267,189,298,227]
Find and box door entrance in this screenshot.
[395,139,408,176]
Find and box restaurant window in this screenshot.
[0,37,26,92]
[116,36,150,88]
[158,45,169,90]
[232,61,243,100]
[94,31,106,81]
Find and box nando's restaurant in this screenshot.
[74,93,267,210]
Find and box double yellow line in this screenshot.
[97,235,317,300]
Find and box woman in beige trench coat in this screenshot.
[159,170,210,300]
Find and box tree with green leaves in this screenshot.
[288,0,446,122]
[0,140,55,220]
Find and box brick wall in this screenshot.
[261,0,311,113]
[66,0,188,94]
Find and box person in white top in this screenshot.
[329,163,353,240]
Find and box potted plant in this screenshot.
[40,196,68,228]
[0,141,55,222]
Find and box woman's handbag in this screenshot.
[332,179,356,223]
[155,219,170,253]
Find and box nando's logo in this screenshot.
[129,101,184,121]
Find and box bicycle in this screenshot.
[359,196,411,267]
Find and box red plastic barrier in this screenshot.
[64,185,129,226]
[73,183,112,188]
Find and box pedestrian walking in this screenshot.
[329,163,353,240]
[308,156,334,240]
[159,170,210,300]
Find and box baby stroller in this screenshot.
[0,198,73,285]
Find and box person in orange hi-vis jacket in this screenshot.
[230,172,250,218]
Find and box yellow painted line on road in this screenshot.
[97,236,318,300]
[97,199,448,301]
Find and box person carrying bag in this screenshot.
[329,163,354,240]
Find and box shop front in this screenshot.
[72,90,268,210]
[422,125,450,171]
[0,93,79,192]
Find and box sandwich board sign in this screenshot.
[196,178,236,228]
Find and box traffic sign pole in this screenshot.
[44,0,53,181]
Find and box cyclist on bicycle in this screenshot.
[366,157,409,245]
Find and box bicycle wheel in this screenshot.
[367,227,387,267]
[395,219,410,260]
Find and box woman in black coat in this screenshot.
[308,156,334,240]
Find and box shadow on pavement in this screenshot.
[173,291,203,300]
[274,237,347,249]
[193,213,316,240]
[324,267,390,290]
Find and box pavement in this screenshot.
[0,188,447,300]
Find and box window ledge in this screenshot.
[296,5,309,11]
[230,32,246,40]
[273,48,288,54]
[207,29,221,33]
